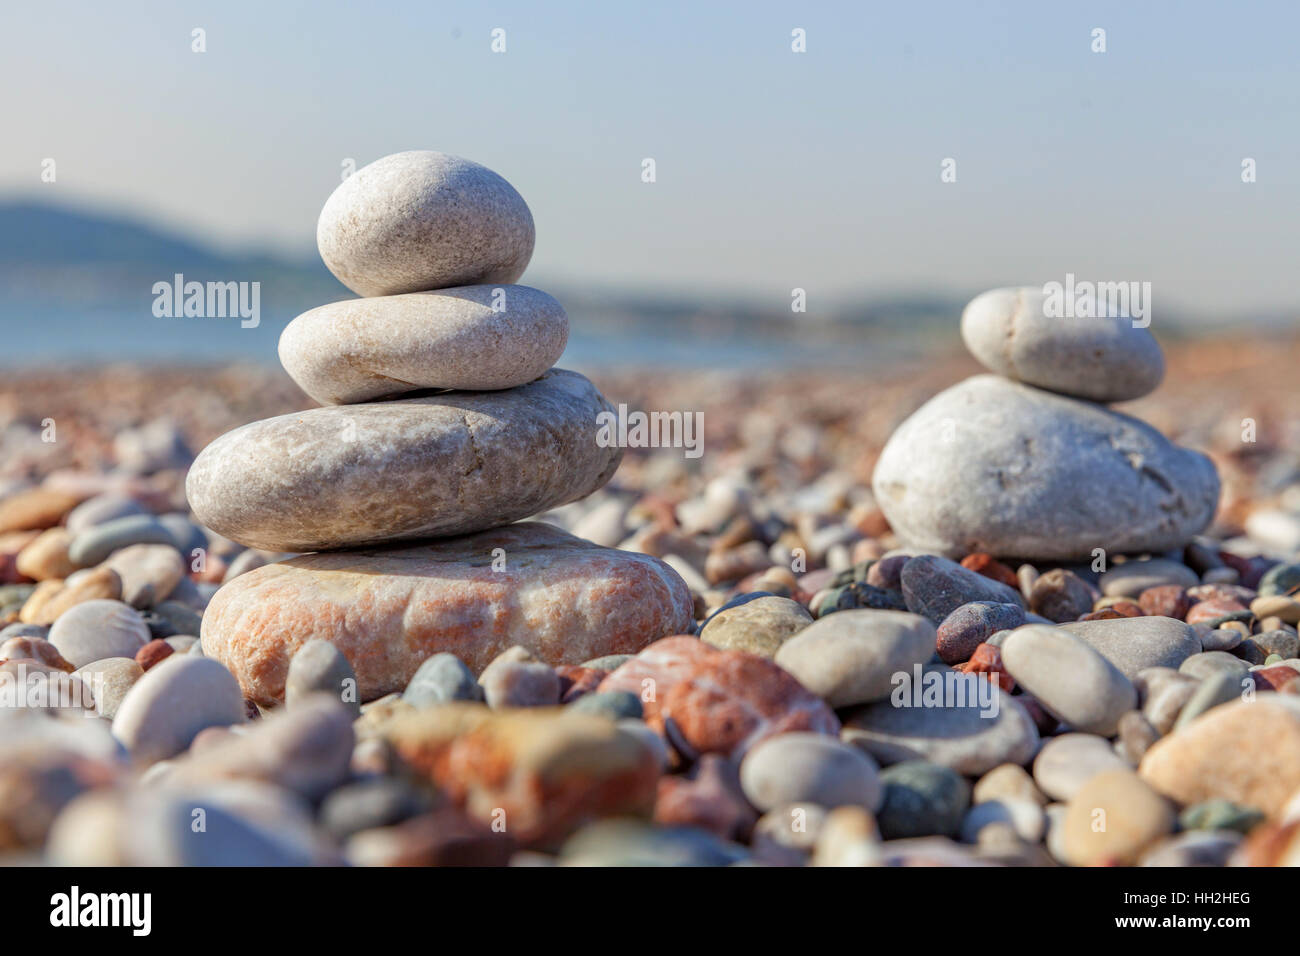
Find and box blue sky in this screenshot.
[3,0,1298,315]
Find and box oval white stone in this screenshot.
[278,285,567,404]
[317,150,535,297]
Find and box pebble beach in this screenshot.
[3,151,1300,869]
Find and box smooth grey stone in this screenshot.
[0,622,48,641]
[871,375,1220,562]
[739,732,884,813]
[402,653,484,707]
[285,639,360,715]
[1032,733,1129,801]
[48,599,150,668]
[773,609,935,707]
[164,636,200,655]
[1174,670,1247,731]
[68,514,177,566]
[1255,629,1300,660]
[569,690,642,721]
[960,286,1164,402]
[186,369,621,552]
[1199,627,1243,651]
[111,655,245,762]
[1099,558,1200,598]
[171,694,354,801]
[151,600,202,637]
[1060,616,1201,680]
[841,679,1038,776]
[279,285,568,405]
[318,777,432,841]
[1179,651,1251,680]
[1001,625,1136,735]
[317,150,534,298]
[158,513,208,557]
[64,495,148,535]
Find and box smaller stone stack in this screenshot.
[188,151,693,705]
[872,286,1220,561]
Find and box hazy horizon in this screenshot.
[4,0,1299,318]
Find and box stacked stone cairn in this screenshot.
[187,151,694,705]
[872,286,1220,561]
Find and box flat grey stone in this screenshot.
[1060,616,1201,680]
[187,369,622,552]
[279,285,568,405]
[960,286,1164,402]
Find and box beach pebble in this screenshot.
[279,284,567,404]
[809,805,882,866]
[1059,616,1201,680]
[1254,629,1300,660]
[599,636,839,760]
[1179,651,1250,680]
[0,635,72,671]
[317,150,534,297]
[111,655,246,762]
[71,657,143,719]
[284,639,360,714]
[319,777,433,841]
[134,639,174,671]
[1140,697,1300,816]
[102,543,185,608]
[960,798,1045,844]
[841,682,1038,776]
[20,566,123,626]
[570,690,642,721]
[1100,558,1200,598]
[899,554,1024,624]
[1061,769,1175,866]
[773,609,935,707]
[47,599,150,668]
[1033,733,1130,801]
[699,595,812,658]
[402,653,483,707]
[1179,799,1264,835]
[960,286,1164,402]
[14,528,78,581]
[187,370,621,552]
[1199,627,1242,652]
[558,818,746,867]
[1115,710,1161,763]
[482,660,561,708]
[170,694,354,800]
[973,763,1047,806]
[374,703,662,846]
[1028,569,1094,623]
[739,732,884,813]
[67,514,177,567]
[64,494,147,535]
[1137,585,1193,619]
[1259,563,1300,598]
[1001,625,1136,736]
[202,522,691,705]
[0,488,81,534]
[874,760,970,839]
[935,601,1025,665]
[872,376,1219,561]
